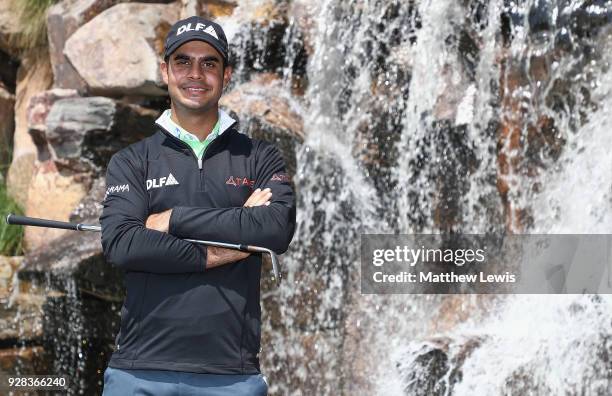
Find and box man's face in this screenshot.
[160,40,232,113]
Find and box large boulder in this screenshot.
[23,160,90,252]
[0,1,20,58]
[64,2,180,96]
[180,0,237,19]
[220,73,303,175]
[46,0,122,91]
[6,53,53,205]
[14,231,123,394]
[70,177,106,225]
[26,88,79,161]
[0,255,47,345]
[44,96,160,174]
[396,336,482,396]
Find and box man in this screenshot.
[99,16,296,395]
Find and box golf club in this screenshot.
[5,213,281,286]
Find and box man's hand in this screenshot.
[243,188,272,207]
[145,188,273,269]
[207,187,273,268]
[206,246,250,269]
[146,209,172,233]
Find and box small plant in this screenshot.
[0,124,22,256]
[0,182,23,256]
[10,0,59,51]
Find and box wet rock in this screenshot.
[64,2,180,96]
[0,256,23,301]
[261,329,343,395]
[0,347,48,375]
[257,148,366,393]
[0,289,46,342]
[503,365,554,395]
[26,88,79,161]
[430,295,497,334]
[400,341,450,396]
[230,22,290,80]
[20,231,122,301]
[220,73,303,176]
[502,331,612,394]
[6,53,53,205]
[397,336,482,396]
[180,0,238,19]
[17,231,123,394]
[24,161,90,252]
[46,0,123,91]
[0,86,15,171]
[495,0,612,231]
[431,122,479,231]
[354,51,412,215]
[340,298,388,396]
[70,177,105,224]
[288,0,316,56]
[229,2,292,80]
[45,96,160,174]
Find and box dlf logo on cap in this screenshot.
[176,23,219,40]
[164,16,229,62]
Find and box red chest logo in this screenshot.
[226,176,255,188]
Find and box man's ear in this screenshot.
[161,61,169,85]
[223,65,233,89]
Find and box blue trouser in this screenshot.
[102,366,268,396]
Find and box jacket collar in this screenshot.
[155,108,237,141]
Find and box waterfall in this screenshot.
[197,0,611,393]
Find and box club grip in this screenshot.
[5,214,80,231]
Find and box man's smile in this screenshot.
[182,85,211,94]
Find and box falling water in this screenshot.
[220,0,612,394]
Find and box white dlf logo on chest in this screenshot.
[176,23,219,39]
[147,173,179,190]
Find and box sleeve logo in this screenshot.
[105,184,130,199]
[271,173,290,182]
[226,176,255,188]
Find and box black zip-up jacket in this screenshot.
[99,119,296,374]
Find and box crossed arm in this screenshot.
[100,143,296,273]
[145,188,273,269]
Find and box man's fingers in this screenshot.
[244,188,265,207]
[244,188,272,207]
[251,189,272,206]
[145,209,172,233]
[243,188,259,207]
[243,189,260,207]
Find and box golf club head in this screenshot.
[269,251,281,286]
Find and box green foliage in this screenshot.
[0,93,20,255]
[10,0,59,51]
[0,182,23,256]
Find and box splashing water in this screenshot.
[238,0,612,394]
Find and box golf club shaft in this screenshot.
[6,214,101,232]
[5,214,281,285]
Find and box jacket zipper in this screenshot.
[157,126,228,191]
